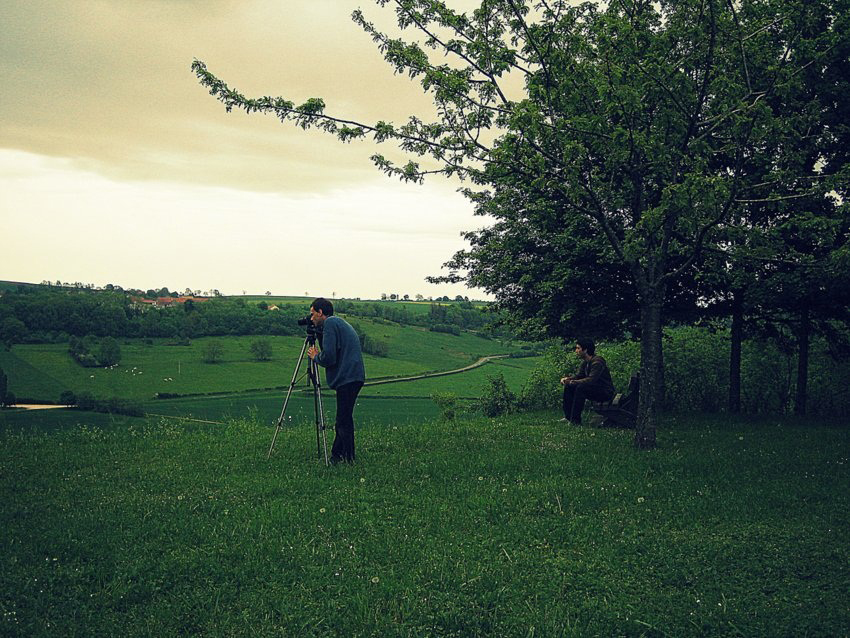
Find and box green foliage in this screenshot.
[429,323,461,336]
[478,372,516,417]
[0,366,6,407]
[662,327,729,412]
[0,286,306,343]
[248,338,273,361]
[361,333,389,358]
[96,337,122,367]
[430,391,459,421]
[202,341,224,364]
[0,317,27,346]
[59,390,76,406]
[517,327,850,417]
[71,392,144,417]
[518,345,571,410]
[68,335,121,368]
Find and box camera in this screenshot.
[297,315,323,342]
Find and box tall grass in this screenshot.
[1,412,847,636]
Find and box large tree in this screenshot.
[194,0,847,448]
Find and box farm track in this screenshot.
[363,354,511,386]
[11,354,515,420]
[142,354,514,424]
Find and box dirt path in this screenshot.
[363,354,511,386]
[12,354,513,415]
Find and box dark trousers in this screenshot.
[563,383,614,424]
[331,381,363,462]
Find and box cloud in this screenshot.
[0,1,442,194]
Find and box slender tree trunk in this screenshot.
[728,290,743,413]
[635,292,662,449]
[794,304,810,416]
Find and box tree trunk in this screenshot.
[635,293,662,449]
[728,290,743,413]
[794,304,810,416]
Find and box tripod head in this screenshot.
[297,315,323,346]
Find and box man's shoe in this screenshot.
[329,456,344,465]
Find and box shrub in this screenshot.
[362,334,389,357]
[202,341,224,364]
[249,338,273,361]
[431,392,460,421]
[59,390,77,406]
[97,337,122,367]
[518,345,572,409]
[479,372,516,417]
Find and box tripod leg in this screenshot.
[311,358,330,466]
[267,338,310,459]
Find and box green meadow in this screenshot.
[3,315,848,634]
[0,319,520,405]
[1,412,847,636]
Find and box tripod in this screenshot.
[267,334,330,465]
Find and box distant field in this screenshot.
[0,355,543,432]
[0,321,524,403]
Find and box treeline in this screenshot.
[0,288,507,347]
[334,299,497,335]
[0,288,306,344]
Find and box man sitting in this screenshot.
[560,337,615,425]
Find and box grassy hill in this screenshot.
[0,317,524,404]
[1,412,847,635]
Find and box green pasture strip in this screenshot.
[142,394,439,429]
[5,337,307,401]
[1,413,847,636]
[0,347,66,401]
[0,409,147,432]
[364,356,540,398]
[3,329,519,403]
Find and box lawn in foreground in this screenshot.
[1,413,847,636]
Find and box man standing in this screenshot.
[307,298,366,464]
[560,337,615,425]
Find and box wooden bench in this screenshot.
[590,374,639,428]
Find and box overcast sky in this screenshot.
[0,0,491,299]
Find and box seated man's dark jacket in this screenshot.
[573,355,615,399]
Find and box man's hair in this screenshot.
[311,297,334,316]
[577,337,596,355]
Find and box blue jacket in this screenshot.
[315,316,366,389]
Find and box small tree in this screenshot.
[431,392,459,421]
[202,341,224,364]
[97,337,122,367]
[59,390,77,406]
[479,373,516,418]
[249,338,273,361]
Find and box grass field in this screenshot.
[0,355,539,432]
[1,412,847,636]
[0,322,521,404]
